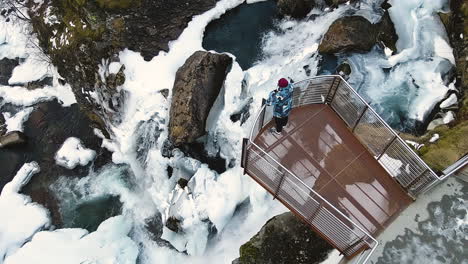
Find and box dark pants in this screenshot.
[274,116,289,132]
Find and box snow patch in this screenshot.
[3,216,139,264]
[0,162,50,262]
[429,133,439,143]
[439,93,457,108]
[442,111,455,124]
[2,107,33,132]
[433,36,455,64]
[55,137,96,169]
[0,82,76,107]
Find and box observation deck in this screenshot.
[241,76,456,263]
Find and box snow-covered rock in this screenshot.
[55,137,96,169]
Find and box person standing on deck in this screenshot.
[266,78,294,134]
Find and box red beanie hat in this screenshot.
[278,78,289,88]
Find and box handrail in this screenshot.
[442,154,468,179]
[335,76,442,180]
[247,139,379,254]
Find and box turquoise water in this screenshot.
[203,0,278,70]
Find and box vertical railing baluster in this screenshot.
[352,105,368,132]
[376,135,398,161]
[273,170,286,200]
[259,99,267,129]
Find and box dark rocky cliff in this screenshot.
[27,0,218,133]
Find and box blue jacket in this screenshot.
[266,84,294,118]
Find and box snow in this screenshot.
[55,137,96,169]
[0,83,76,107]
[429,133,439,143]
[433,36,455,64]
[2,107,33,132]
[442,111,455,124]
[0,162,50,263]
[109,62,122,74]
[8,58,51,85]
[4,216,139,264]
[439,93,457,108]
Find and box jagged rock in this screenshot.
[0,114,5,135]
[27,0,218,134]
[160,88,170,99]
[324,0,358,7]
[166,216,182,233]
[145,212,164,240]
[439,0,467,120]
[168,51,232,146]
[177,178,189,189]
[277,0,315,19]
[25,77,54,90]
[0,131,27,148]
[318,12,398,54]
[234,212,334,264]
[377,12,398,52]
[0,57,19,85]
[336,61,351,78]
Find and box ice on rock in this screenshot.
[109,62,123,74]
[442,111,455,124]
[0,162,50,262]
[2,107,33,133]
[433,36,455,65]
[440,94,457,108]
[4,216,139,264]
[55,137,96,169]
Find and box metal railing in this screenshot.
[241,75,460,263]
[250,75,447,197]
[244,134,378,260]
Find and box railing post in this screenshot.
[240,138,249,170]
[259,99,267,129]
[352,105,368,132]
[376,135,398,160]
[325,77,336,104]
[273,171,286,200]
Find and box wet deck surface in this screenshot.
[254,104,412,235]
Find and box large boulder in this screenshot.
[318,12,398,54]
[277,0,315,19]
[234,212,334,264]
[168,51,232,146]
[26,0,218,134]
